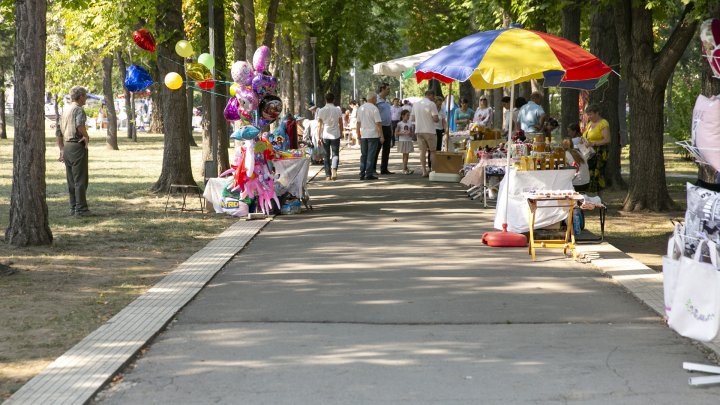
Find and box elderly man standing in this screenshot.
[356,92,384,181]
[56,86,92,216]
[411,90,440,177]
[317,92,344,181]
[374,82,394,175]
[517,91,546,133]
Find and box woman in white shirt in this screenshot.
[473,96,493,127]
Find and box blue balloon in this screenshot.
[124,65,154,92]
[230,126,260,141]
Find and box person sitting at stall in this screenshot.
[473,96,493,127]
[562,138,589,192]
[454,98,474,131]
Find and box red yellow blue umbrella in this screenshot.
[416,27,612,90]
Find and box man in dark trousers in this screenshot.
[374,82,394,175]
[56,86,92,216]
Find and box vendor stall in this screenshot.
[493,167,575,233]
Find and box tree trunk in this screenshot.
[427,79,444,98]
[6,0,52,246]
[116,51,135,140]
[243,0,256,62]
[129,92,136,141]
[102,56,119,150]
[152,0,195,193]
[300,33,312,114]
[232,0,246,61]
[262,0,280,49]
[284,34,295,115]
[213,0,229,173]
[149,91,164,134]
[492,88,503,129]
[186,86,197,147]
[460,80,474,108]
[0,64,6,139]
[590,2,625,191]
[561,4,581,139]
[615,0,698,211]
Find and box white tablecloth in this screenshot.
[203,158,310,214]
[494,168,576,233]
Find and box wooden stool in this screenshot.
[164,184,204,214]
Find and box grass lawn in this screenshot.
[0,126,237,399]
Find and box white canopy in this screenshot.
[372,47,445,77]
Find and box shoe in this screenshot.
[331,169,337,180]
[326,176,332,181]
[402,169,414,175]
[360,176,366,180]
[421,173,429,178]
[75,210,94,217]
[365,176,379,181]
[381,170,395,175]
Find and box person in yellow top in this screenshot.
[583,104,610,193]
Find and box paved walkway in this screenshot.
[9,147,720,404]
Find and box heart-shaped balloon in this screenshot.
[237,87,259,112]
[700,18,720,78]
[124,65,154,92]
[133,28,156,53]
[253,45,270,72]
[224,97,241,121]
[251,73,278,97]
[231,61,255,86]
[186,63,212,81]
[258,95,283,126]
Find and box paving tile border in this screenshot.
[575,243,720,357]
[5,218,271,405]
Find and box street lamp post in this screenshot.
[310,37,317,106]
[351,60,356,101]
[207,0,218,178]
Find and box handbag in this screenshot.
[662,224,684,316]
[577,142,595,161]
[668,239,720,342]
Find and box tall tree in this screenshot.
[102,55,119,150]
[6,0,52,245]
[615,1,699,211]
[116,51,136,141]
[590,2,625,190]
[243,0,256,61]
[232,0,246,61]
[262,0,280,49]
[0,65,6,139]
[560,3,581,139]
[152,0,196,192]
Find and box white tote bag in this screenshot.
[668,240,720,342]
[662,224,684,316]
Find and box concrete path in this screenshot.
[95,148,719,404]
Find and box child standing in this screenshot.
[395,110,414,175]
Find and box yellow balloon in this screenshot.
[229,83,240,97]
[164,72,183,90]
[175,40,194,58]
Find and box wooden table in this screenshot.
[526,194,584,260]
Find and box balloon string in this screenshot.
[158,53,235,83]
[186,85,233,99]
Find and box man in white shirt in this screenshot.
[317,92,344,181]
[356,92,383,180]
[411,90,440,177]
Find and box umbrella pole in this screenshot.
[446,81,452,152]
[504,82,514,227]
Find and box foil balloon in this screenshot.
[175,40,194,58]
[252,45,270,72]
[700,18,720,78]
[236,87,259,112]
[185,63,212,81]
[251,73,278,96]
[198,80,215,90]
[229,83,241,97]
[198,53,215,70]
[124,65,154,92]
[258,95,283,126]
[231,61,254,86]
[230,126,260,141]
[224,97,241,121]
[164,72,183,90]
[133,28,156,52]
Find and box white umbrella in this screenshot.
[373,47,445,99]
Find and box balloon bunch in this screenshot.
[700,18,720,78]
[124,28,157,92]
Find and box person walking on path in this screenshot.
[356,92,384,181]
[411,90,440,177]
[395,110,415,175]
[390,98,402,141]
[56,85,92,216]
[317,92,344,181]
[374,83,394,174]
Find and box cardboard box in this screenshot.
[434,152,464,174]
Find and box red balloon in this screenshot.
[133,28,156,53]
[198,80,215,90]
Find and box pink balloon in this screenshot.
[236,87,259,112]
[231,61,254,86]
[253,46,270,72]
